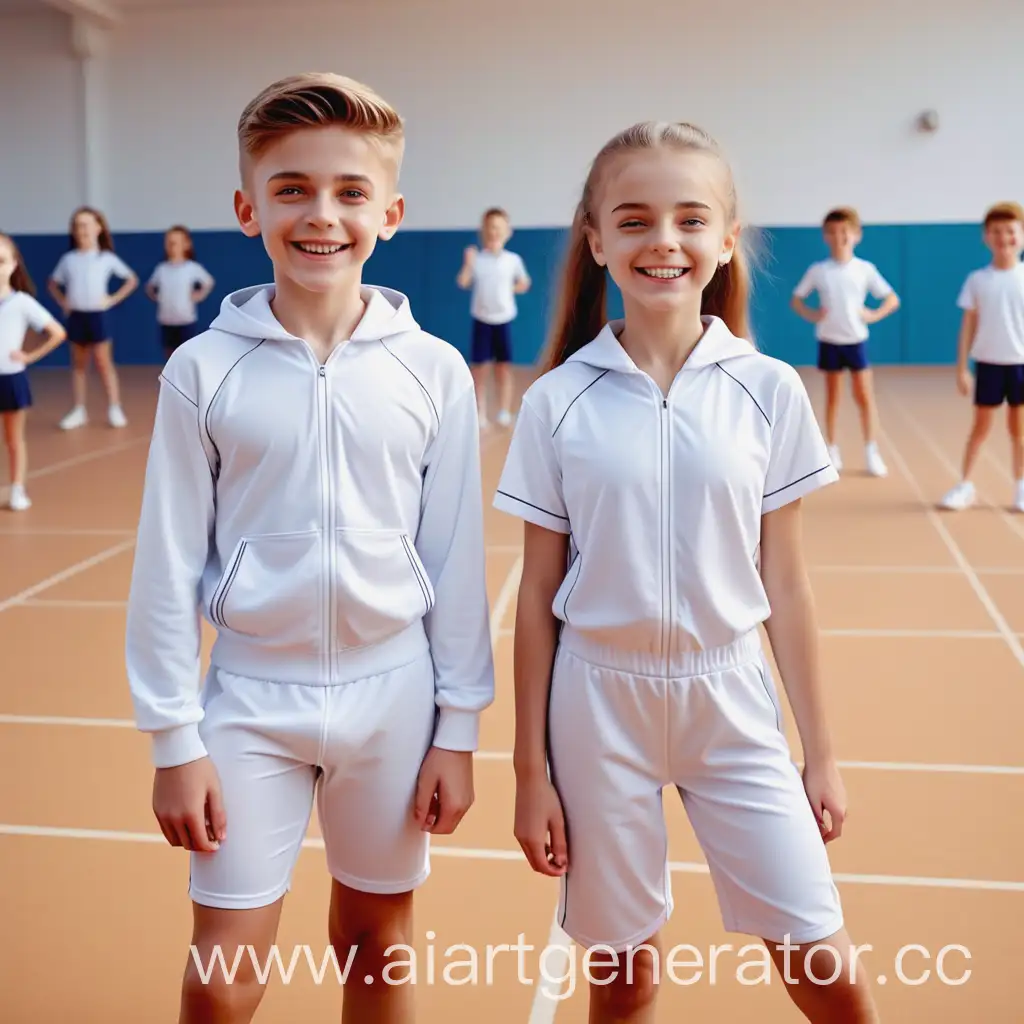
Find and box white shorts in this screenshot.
[549,628,844,952]
[190,652,437,909]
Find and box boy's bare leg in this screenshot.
[330,882,416,1024]
[180,900,285,1024]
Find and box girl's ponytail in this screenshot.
[541,205,608,372]
[701,239,753,344]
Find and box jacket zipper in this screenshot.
[660,395,671,673]
[317,364,334,682]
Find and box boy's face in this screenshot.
[984,218,1024,261]
[823,219,860,258]
[481,214,511,249]
[234,125,404,295]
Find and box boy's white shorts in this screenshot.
[549,628,844,952]
[188,651,437,909]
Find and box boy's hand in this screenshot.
[414,747,474,834]
[463,245,478,266]
[957,367,972,396]
[152,757,226,853]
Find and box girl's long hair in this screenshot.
[0,232,37,296]
[542,122,753,373]
[68,206,115,252]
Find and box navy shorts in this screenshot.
[161,322,199,354]
[67,310,109,345]
[818,340,869,372]
[0,371,32,413]
[974,362,1024,407]
[471,319,512,364]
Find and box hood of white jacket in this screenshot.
[566,314,756,373]
[208,283,421,344]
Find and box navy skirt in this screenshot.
[0,371,32,412]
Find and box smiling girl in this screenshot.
[494,122,879,1022]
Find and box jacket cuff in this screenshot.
[150,723,208,769]
[432,708,480,752]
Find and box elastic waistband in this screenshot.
[559,627,762,679]
[210,621,429,686]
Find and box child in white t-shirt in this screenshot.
[791,207,900,478]
[0,233,67,510]
[456,207,530,429]
[939,202,1024,512]
[145,225,215,361]
[47,206,137,430]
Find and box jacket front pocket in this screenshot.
[211,530,322,649]
[334,527,435,650]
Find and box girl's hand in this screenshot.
[803,757,847,843]
[413,747,474,835]
[9,350,29,366]
[957,367,972,396]
[514,772,568,876]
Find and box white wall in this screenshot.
[0,8,87,235]
[3,0,1023,234]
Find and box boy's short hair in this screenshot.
[483,207,509,222]
[237,73,404,181]
[822,207,861,231]
[983,201,1024,229]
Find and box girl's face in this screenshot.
[586,148,738,318]
[0,238,16,289]
[73,212,102,249]
[166,230,189,261]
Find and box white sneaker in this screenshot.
[1013,480,1024,513]
[495,409,513,427]
[108,404,128,428]
[939,480,976,510]
[865,443,888,477]
[59,406,87,430]
[8,485,31,511]
[828,444,843,472]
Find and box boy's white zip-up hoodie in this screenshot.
[126,284,494,769]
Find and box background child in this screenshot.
[939,201,1024,512]
[145,225,215,361]
[0,232,67,510]
[456,207,530,428]
[791,207,899,477]
[496,122,878,1023]
[47,206,137,430]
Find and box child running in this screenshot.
[125,73,493,1023]
[145,225,216,361]
[939,201,1024,512]
[48,206,137,429]
[495,122,879,1022]
[0,233,67,510]
[791,207,899,477]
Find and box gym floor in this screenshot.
[1,364,1021,1022]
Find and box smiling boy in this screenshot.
[125,73,494,1022]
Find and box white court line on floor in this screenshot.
[0,528,136,537]
[21,599,128,609]
[0,435,150,504]
[877,416,1024,671]
[498,626,1014,640]
[2,823,1023,894]
[4,719,1022,778]
[0,538,136,615]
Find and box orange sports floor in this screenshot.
[1,364,1022,1022]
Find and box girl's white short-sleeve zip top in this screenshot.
[493,315,838,662]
